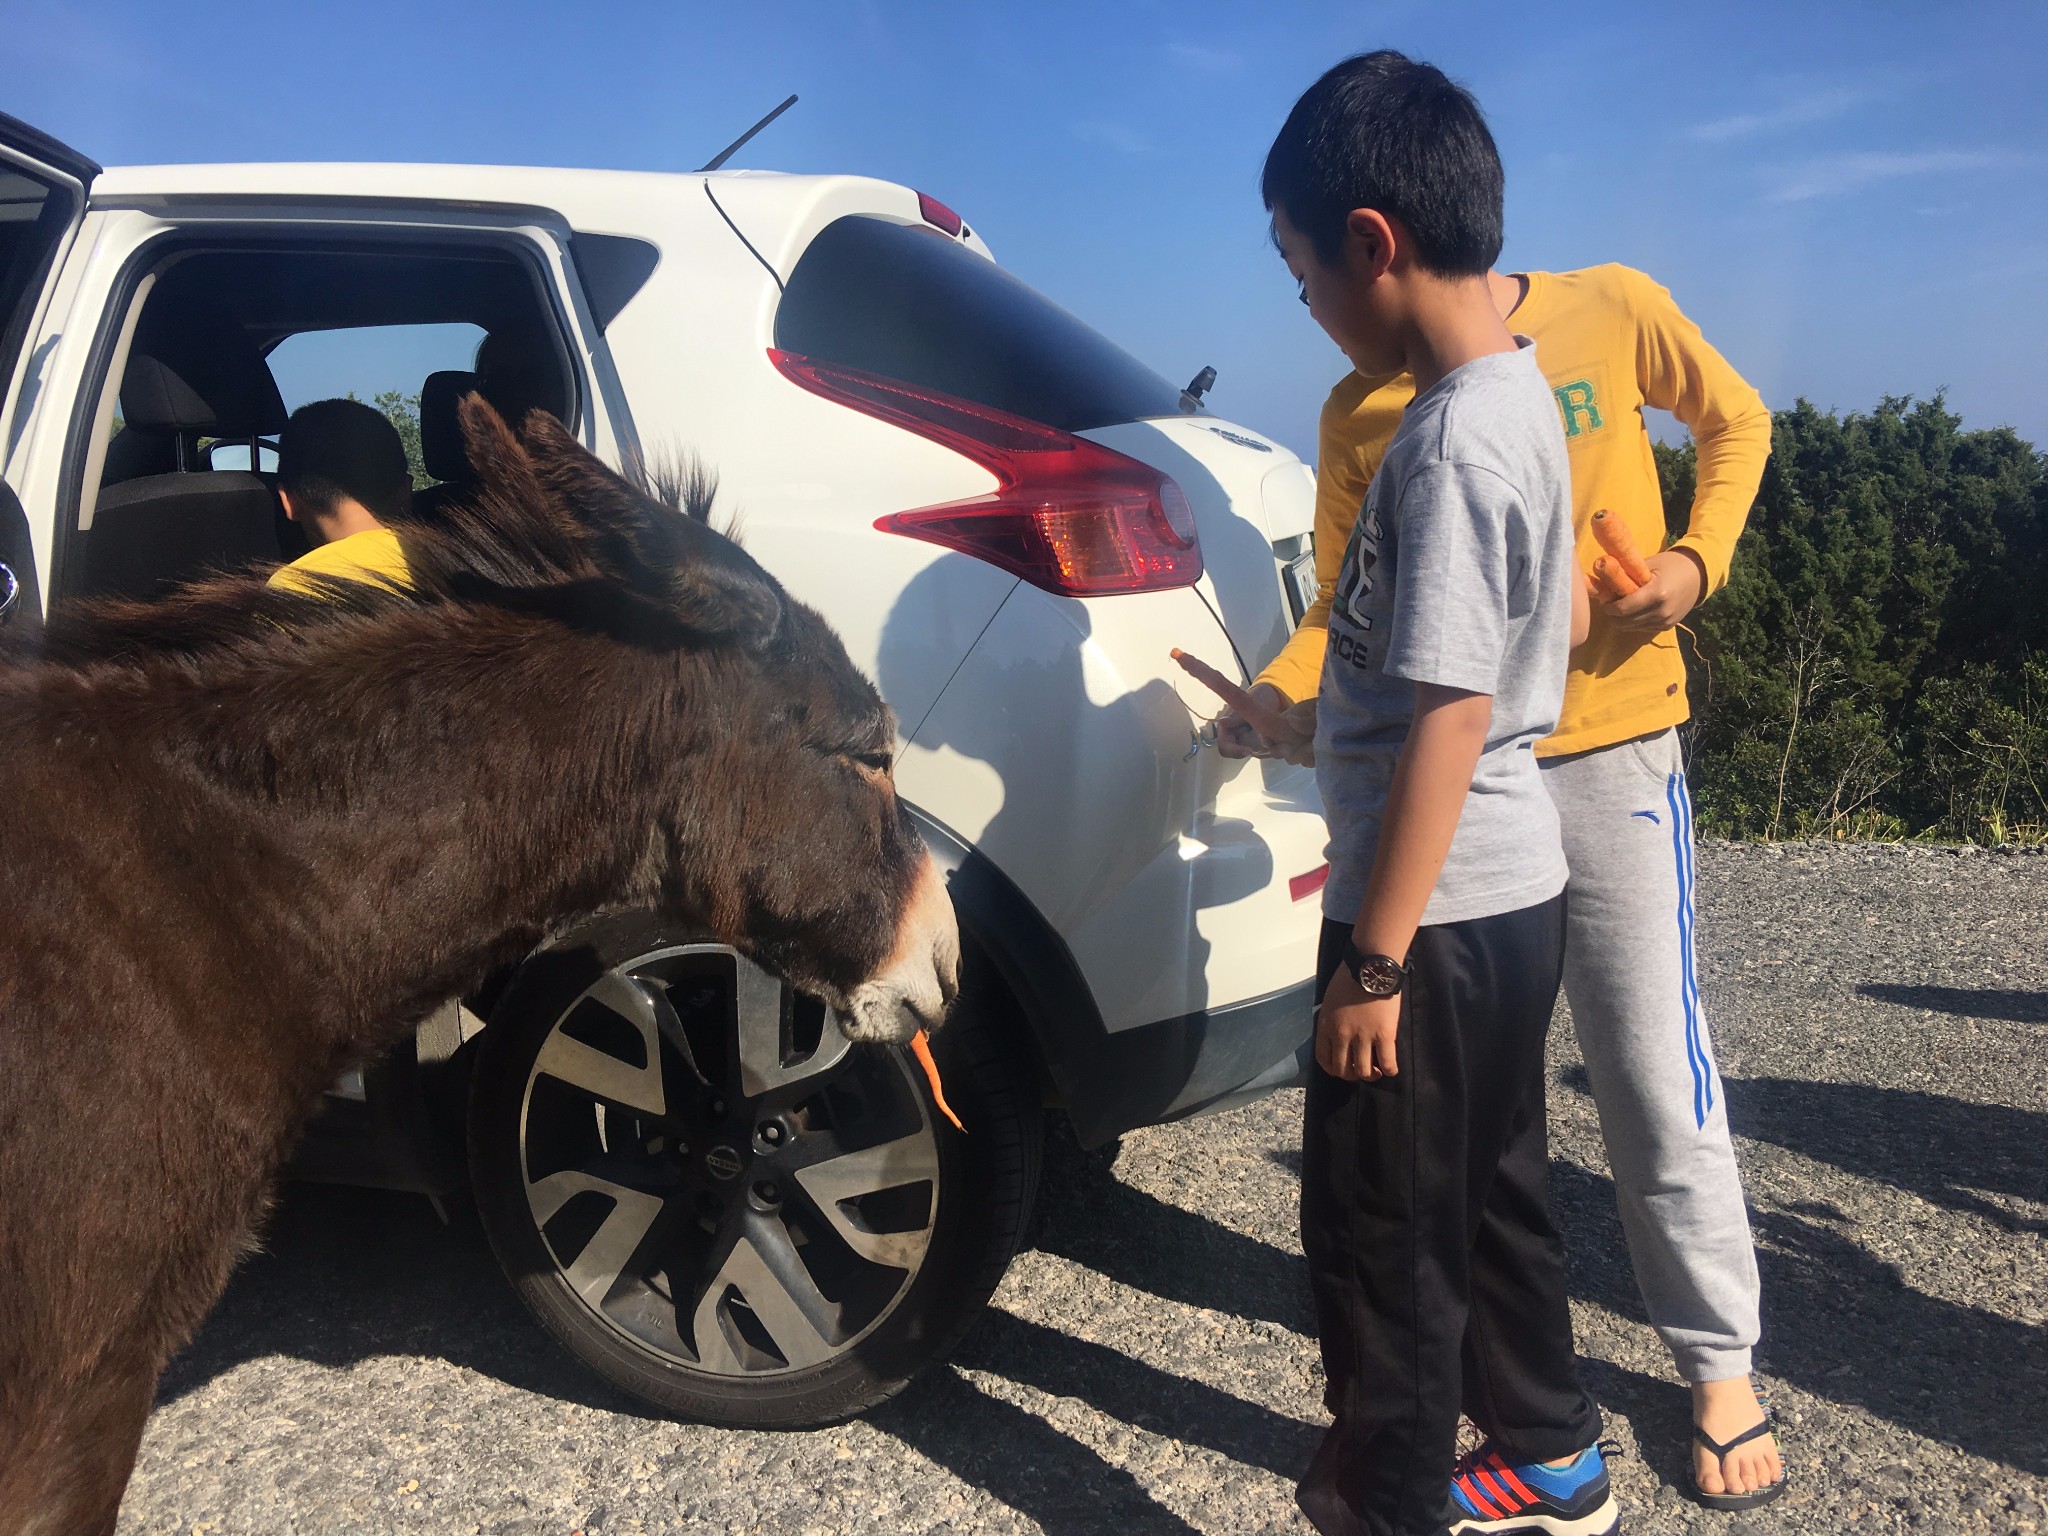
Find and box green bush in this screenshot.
[1661,394,2047,843]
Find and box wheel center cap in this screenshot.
[703,1144,745,1181]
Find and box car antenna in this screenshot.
[696,94,799,173]
[1179,365,1217,414]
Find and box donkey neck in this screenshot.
[83,604,715,1061]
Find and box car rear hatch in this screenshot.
[766,206,1316,691]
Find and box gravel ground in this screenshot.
[117,841,2047,1535]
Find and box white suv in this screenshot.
[0,111,1329,1425]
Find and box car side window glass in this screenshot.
[0,165,75,443]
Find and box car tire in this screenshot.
[467,909,1040,1427]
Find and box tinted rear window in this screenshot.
[775,215,1183,434]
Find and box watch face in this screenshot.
[1354,953,1405,996]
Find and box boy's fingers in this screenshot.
[1215,717,1267,759]
[1371,1027,1400,1078]
[1171,650,1291,738]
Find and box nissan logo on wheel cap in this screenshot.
[703,1145,744,1181]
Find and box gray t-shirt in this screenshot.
[1314,340,1575,927]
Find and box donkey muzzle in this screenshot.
[837,852,960,1045]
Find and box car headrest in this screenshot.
[119,355,220,433]
[121,282,287,438]
[420,369,480,483]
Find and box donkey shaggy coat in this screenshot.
[0,401,957,1534]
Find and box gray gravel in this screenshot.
[117,841,2048,1535]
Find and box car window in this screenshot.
[262,322,486,485]
[774,215,1183,434]
[0,165,76,412]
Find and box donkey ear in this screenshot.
[452,394,593,581]
[514,409,783,644]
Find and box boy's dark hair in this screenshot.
[278,398,411,523]
[1262,50,1503,277]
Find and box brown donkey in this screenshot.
[0,400,958,1534]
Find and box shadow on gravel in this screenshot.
[1028,1132,1317,1337]
[955,1310,1322,1479]
[1854,983,2048,1023]
[1553,1160,2048,1477]
[154,1183,658,1419]
[1725,1078,2048,1234]
[870,1366,1208,1535]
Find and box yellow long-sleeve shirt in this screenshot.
[1255,263,1771,757]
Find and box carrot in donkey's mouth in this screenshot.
[910,1029,965,1133]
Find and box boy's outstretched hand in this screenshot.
[1216,683,1319,765]
[1316,964,1400,1080]
[1173,652,1319,765]
[1603,549,1705,634]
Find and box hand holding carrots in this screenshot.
[1584,510,1705,635]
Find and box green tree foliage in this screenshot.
[370,389,432,489]
[1664,394,2048,843]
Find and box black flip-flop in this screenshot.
[1691,1400,1788,1512]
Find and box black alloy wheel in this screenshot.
[468,911,1039,1426]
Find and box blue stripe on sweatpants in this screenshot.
[1678,772,1715,1123]
[1666,772,1710,1128]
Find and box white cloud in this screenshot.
[1691,85,1868,143]
[1766,149,2017,204]
[1166,41,1240,75]
[1073,121,1151,156]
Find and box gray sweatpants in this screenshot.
[1539,727,1760,1383]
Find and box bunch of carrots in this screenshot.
[1587,508,1655,602]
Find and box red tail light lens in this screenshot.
[916,192,964,236]
[769,349,1203,597]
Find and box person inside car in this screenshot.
[268,397,415,596]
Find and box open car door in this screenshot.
[0,108,97,633]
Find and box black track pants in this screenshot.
[1296,896,1601,1536]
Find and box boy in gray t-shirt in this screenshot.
[1263,53,1613,1536]
[1315,337,1574,929]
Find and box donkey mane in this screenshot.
[11,406,688,672]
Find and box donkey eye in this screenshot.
[838,748,892,779]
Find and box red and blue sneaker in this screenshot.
[1446,1441,1620,1534]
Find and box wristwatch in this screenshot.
[1340,938,1411,998]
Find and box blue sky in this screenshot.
[5,0,2044,457]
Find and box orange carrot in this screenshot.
[1170,648,1289,738]
[1590,510,1654,587]
[910,1029,965,1133]
[1592,555,1639,601]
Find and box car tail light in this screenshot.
[769,349,1203,597]
[916,192,964,236]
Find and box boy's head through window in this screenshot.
[278,397,411,546]
[1262,50,1505,375]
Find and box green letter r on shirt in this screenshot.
[1554,379,1603,438]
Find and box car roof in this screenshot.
[88,164,996,269]
[96,161,768,209]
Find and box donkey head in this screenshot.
[450,397,958,1045]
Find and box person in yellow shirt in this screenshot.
[1225,264,1786,1512]
[268,397,415,597]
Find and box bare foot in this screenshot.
[1693,1377,1783,1498]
